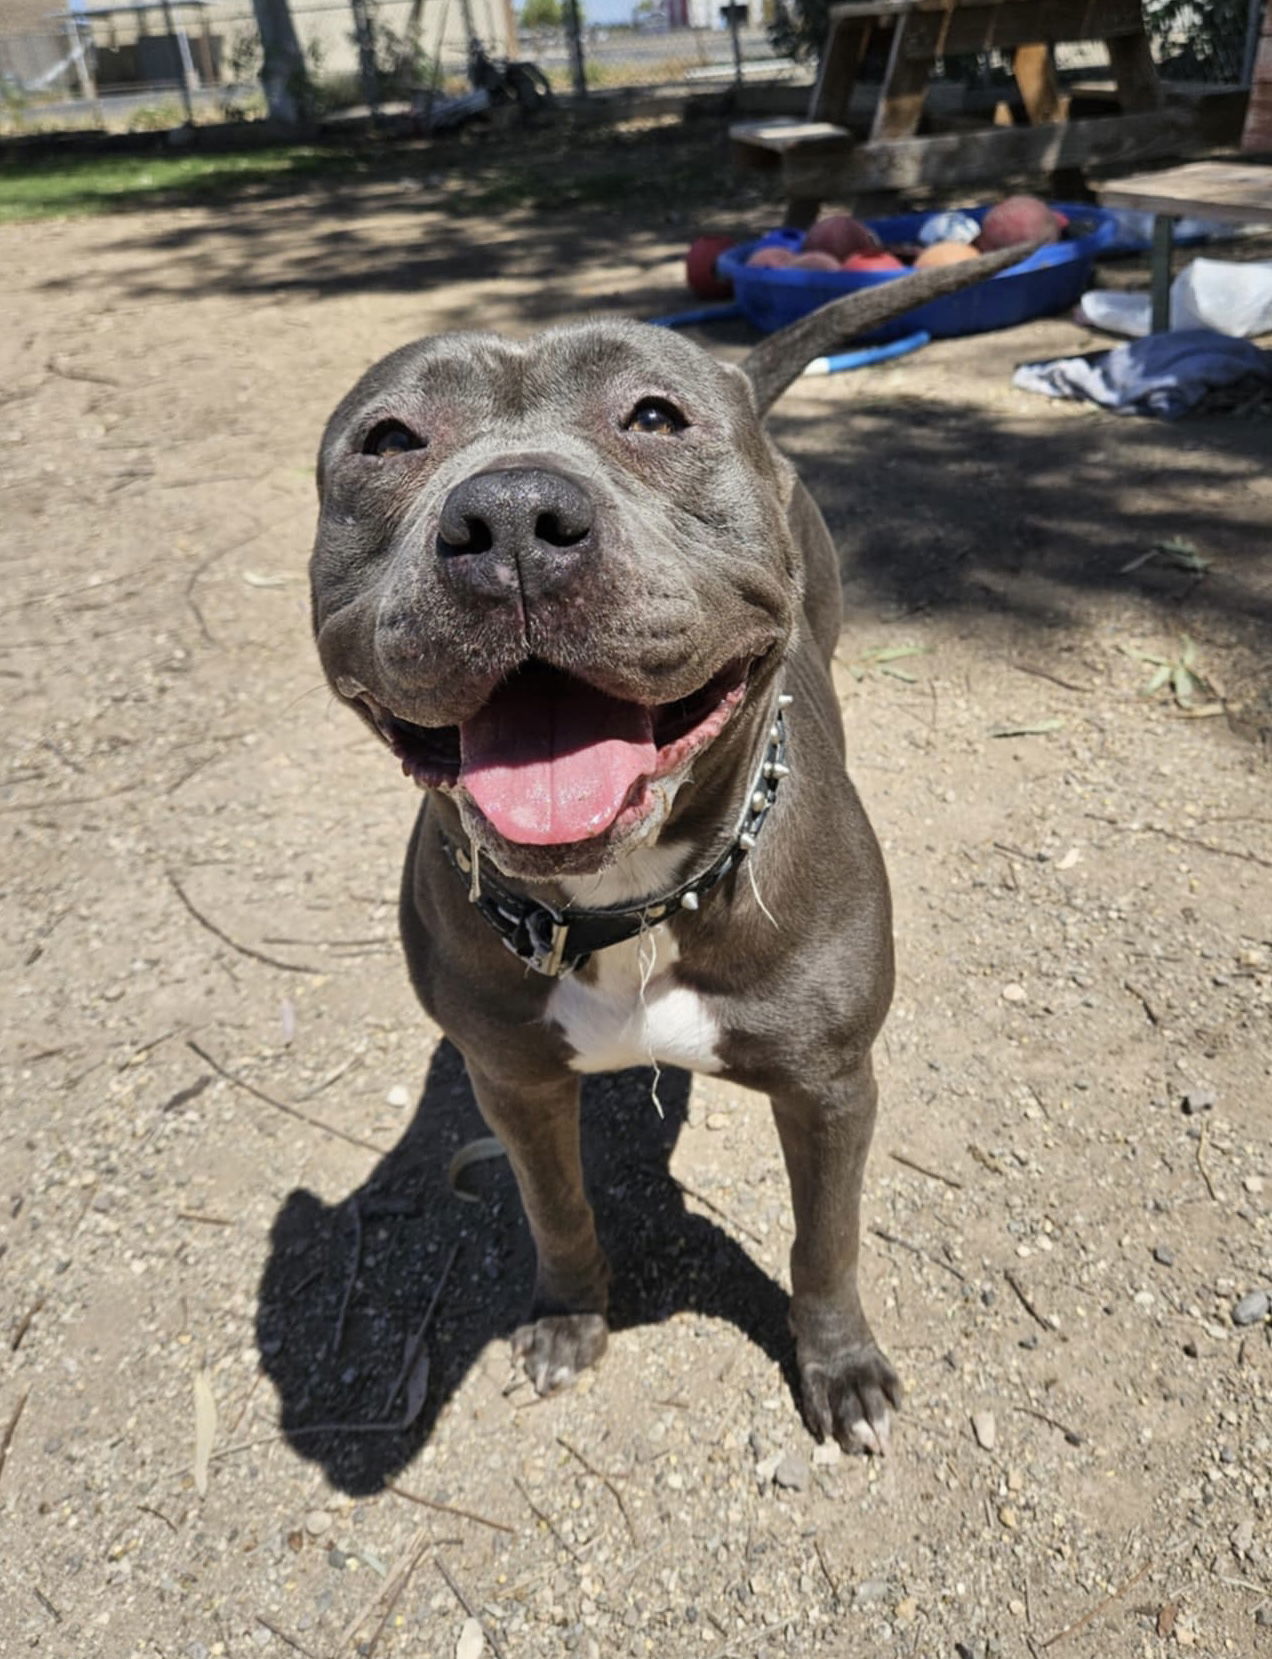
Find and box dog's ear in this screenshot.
[740,240,1043,414]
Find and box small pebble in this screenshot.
[1232,1290,1269,1327]
[304,1510,332,1536]
[855,1579,890,1604]
[1243,1175,1264,1195]
[1153,1245,1175,1267]
[1181,1089,1215,1115]
[1001,983,1027,1004]
[706,1113,730,1131]
[971,1410,997,1451]
[773,1452,810,1492]
[998,1505,1019,1529]
[1231,1519,1255,1559]
[385,1084,411,1109]
[812,1442,841,1468]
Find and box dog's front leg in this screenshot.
[770,1054,901,1454]
[465,1059,611,1394]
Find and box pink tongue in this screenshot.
[459,673,656,846]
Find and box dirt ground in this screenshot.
[2,121,1271,1659]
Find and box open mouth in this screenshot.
[359,656,753,849]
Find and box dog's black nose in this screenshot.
[437,468,595,601]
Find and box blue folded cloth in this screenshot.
[1013,329,1272,420]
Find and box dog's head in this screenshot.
[310,246,1033,881]
[311,319,800,879]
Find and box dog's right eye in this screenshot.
[363,421,425,458]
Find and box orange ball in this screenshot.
[913,240,980,268]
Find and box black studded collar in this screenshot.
[441,696,790,978]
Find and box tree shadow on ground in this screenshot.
[257,1039,795,1497]
[772,392,1272,661]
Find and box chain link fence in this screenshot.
[0,0,1265,130]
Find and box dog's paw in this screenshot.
[798,1342,902,1456]
[512,1313,608,1396]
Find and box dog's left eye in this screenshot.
[623,398,686,436]
[363,421,426,458]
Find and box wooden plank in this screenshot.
[1106,31,1164,114]
[729,118,852,154]
[1012,42,1068,124]
[779,106,1200,197]
[870,13,934,139]
[809,14,874,123]
[1097,160,1272,223]
[901,0,1144,57]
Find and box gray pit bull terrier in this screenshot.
[310,243,1030,1454]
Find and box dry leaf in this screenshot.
[447,1136,506,1203]
[401,1345,432,1429]
[193,1368,217,1497]
[989,719,1063,738]
[456,1618,485,1659]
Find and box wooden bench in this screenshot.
[730,0,1210,225]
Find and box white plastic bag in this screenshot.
[1079,258,1272,339]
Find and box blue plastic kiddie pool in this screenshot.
[717,203,1120,341]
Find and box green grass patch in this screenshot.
[0,145,375,223]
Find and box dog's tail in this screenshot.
[741,240,1042,414]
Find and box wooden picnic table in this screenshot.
[1097,159,1272,330]
[731,0,1202,225]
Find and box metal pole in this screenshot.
[563,0,587,98]
[158,0,196,123]
[728,2,743,87]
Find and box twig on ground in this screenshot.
[343,1527,435,1659]
[167,873,321,975]
[137,1502,179,1534]
[333,1199,363,1356]
[1123,981,1160,1025]
[558,1436,638,1541]
[514,1476,583,1560]
[1196,1119,1219,1202]
[1004,1269,1057,1332]
[33,1587,62,1623]
[176,1211,233,1227]
[813,1536,841,1600]
[1085,813,1272,871]
[1040,1559,1152,1648]
[1011,660,1092,693]
[389,1482,516,1535]
[871,1226,966,1282]
[382,1241,459,1417]
[253,1616,318,1659]
[10,1296,44,1352]
[0,1390,30,1490]
[674,1177,765,1245]
[436,1553,509,1659]
[1012,1403,1084,1446]
[186,1039,388,1157]
[889,1150,963,1190]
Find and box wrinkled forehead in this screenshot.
[322,319,755,442]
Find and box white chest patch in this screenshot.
[545,930,723,1076]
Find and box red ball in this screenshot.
[790,251,842,271]
[804,214,880,261]
[746,246,797,269]
[978,195,1060,252]
[685,235,736,300]
[841,250,906,272]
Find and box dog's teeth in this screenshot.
[778,692,794,708]
[751,791,768,813]
[680,890,700,911]
[766,762,790,780]
[739,831,757,851]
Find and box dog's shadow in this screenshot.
[257,1041,795,1494]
